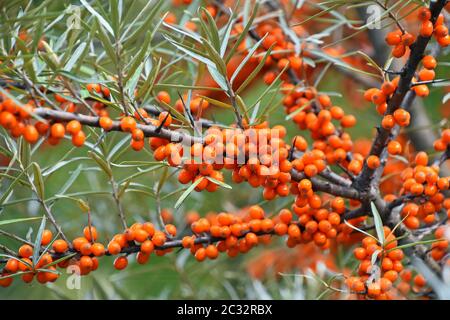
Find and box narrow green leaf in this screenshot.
[230,34,266,84]
[205,176,232,189]
[236,44,274,94]
[0,217,41,226]
[32,215,46,265]
[174,177,204,209]
[63,42,87,72]
[371,202,385,245]
[80,0,114,36]
[32,162,45,199]
[88,151,112,178]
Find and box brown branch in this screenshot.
[32,108,203,145]
[353,0,448,192]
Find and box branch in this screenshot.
[353,0,448,192]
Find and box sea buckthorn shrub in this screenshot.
[0,0,449,300]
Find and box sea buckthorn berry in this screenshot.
[66,120,81,135]
[99,116,113,131]
[205,244,219,259]
[114,256,128,270]
[91,243,105,256]
[83,226,97,242]
[87,83,101,93]
[366,155,380,169]
[131,128,144,141]
[195,247,206,262]
[107,241,121,255]
[50,123,65,139]
[414,274,426,287]
[417,7,431,21]
[420,20,434,37]
[52,239,68,253]
[18,244,33,258]
[387,140,402,155]
[381,115,395,130]
[422,55,437,69]
[156,91,171,104]
[392,44,406,58]
[393,108,410,126]
[354,247,367,260]
[72,130,86,147]
[141,240,154,254]
[24,125,39,143]
[5,259,18,273]
[158,112,172,127]
[120,116,137,132]
[418,69,435,81]
[41,229,53,246]
[385,31,402,46]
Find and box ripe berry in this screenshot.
[114,256,128,270]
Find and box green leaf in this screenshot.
[207,64,228,91]
[220,10,236,57]
[196,95,232,109]
[199,7,221,52]
[230,34,266,84]
[343,220,378,242]
[371,202,385,245]
[32,215,46,265]
[32,162,45,199]
[0,216,41,226]
[19,137,30,169]
[122,0,164,44]
[96,20,117,64]
[88,151,112,178]
[205,176,232,189]
[0,169,26,204]
[236,44,274,94]
[225,1,259,64]
[163,21,203,43]
[164,35,216,69]
[174,177,204,209]
[63,42,87,72]
[80,0,114,36]
[110,0,120,36]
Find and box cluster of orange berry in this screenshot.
[434,128,450,152]
[346,227,406,300]
[399,151,449,228]
[0,230,60,286]
[386,9,448,60]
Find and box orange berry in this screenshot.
[420,20,434,37]
[23,125,39,143]
[422,55,437,69]
[99,116,113,131]
[387,140,402,155]
[50,123,65,139]
[353,247,367,260]
[41,229,53,246]
[158,111,172,127]
[156,91,171,104]
[114,256,128,270]
[141,240,154,254]
[120,116,137,132]
[18,244,33,258]
[205,244,219,259]
[366,155,380,169]
[72,130,86,147]
[52,239,69,253]
[83,226,97,242]
[107,241,122,255]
